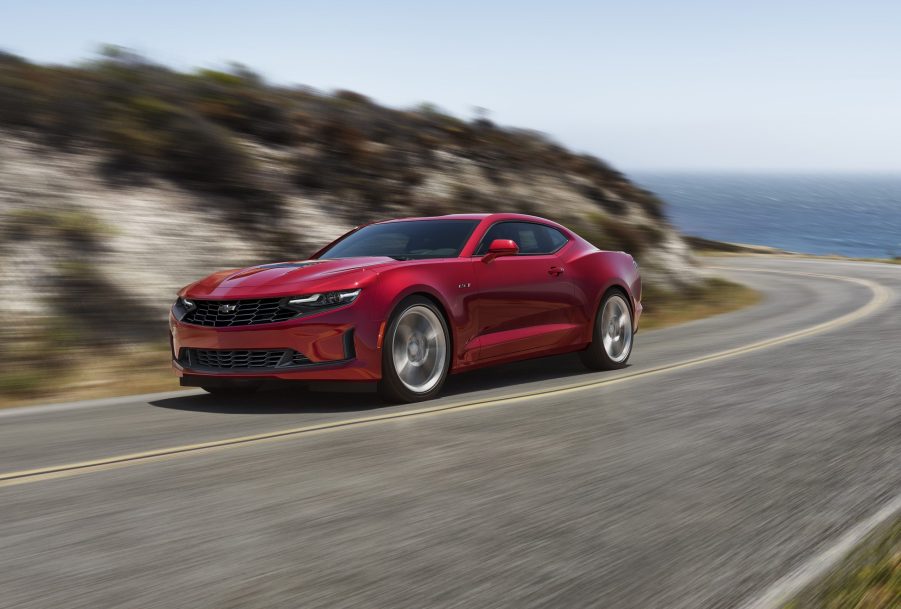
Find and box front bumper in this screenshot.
[169,307,383,382]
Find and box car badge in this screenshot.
[219,304,238,314]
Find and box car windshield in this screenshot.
[318,219,480,260]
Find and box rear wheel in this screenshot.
[378,296,450,403]
[580,291,633,370]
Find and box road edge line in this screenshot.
[736,492,901,609]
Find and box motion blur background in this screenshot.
[0,0,898,405]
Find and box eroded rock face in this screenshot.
[0,133,262,323]
[0,129,704,329]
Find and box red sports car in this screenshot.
[170,213,641,402]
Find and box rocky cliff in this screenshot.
[0,50,703,349]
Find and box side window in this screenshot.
[517,228,540,252]
[476,222,569,255]
[541,225,569,252]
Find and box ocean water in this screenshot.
[632,173,901,259]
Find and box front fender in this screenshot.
[365,259,478,367]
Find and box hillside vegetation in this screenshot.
[0,48,716,403]
[0,47,690,260]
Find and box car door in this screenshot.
[470,221,582,362]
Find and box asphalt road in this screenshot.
[1,257,899,609]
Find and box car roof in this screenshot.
[376,213,559,224]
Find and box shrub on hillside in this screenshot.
[582,213,667,260]
[190,68,296,145]
[160,112,255,189]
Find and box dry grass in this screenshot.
[784,517,901,609]
[639,278,761,331]
[0,343,178,410]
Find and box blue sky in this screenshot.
[2,1,899,171]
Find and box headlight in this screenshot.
[284,289,361,312]
[172,296,196,321]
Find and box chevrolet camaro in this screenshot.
[170,213,642,402]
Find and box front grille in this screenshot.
[183,298,299,327]
[181,348,312,370]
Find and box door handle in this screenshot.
[548,266,564,276]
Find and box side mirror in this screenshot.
[482,238,519,263]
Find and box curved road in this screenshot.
[1,257,899,608]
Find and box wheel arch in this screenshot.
[385,289,455,359]
[583,282,635,345]
[590,281,633,325]
[604,284,633,316]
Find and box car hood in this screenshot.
[184,257,397,298]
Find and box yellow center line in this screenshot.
[0,267,892,488]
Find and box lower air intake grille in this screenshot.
[181,349,311,370]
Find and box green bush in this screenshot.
[0,369,48,397]
[2,209,113,249]
[582,213,665,260]
[50,260,161,345]
[190,69,295,144]
[160,112,254,187]
[0,75,39,128]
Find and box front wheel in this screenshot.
[580,291,633,370]
[378,296,451,403]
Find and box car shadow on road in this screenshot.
[149,353,596,415]
[148,388,383,415]
[442,353,590,396]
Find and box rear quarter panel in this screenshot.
[564,242,642,340]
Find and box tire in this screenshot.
[579,290,634,370]
[201,384,261,396]
[378,296,451,403]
